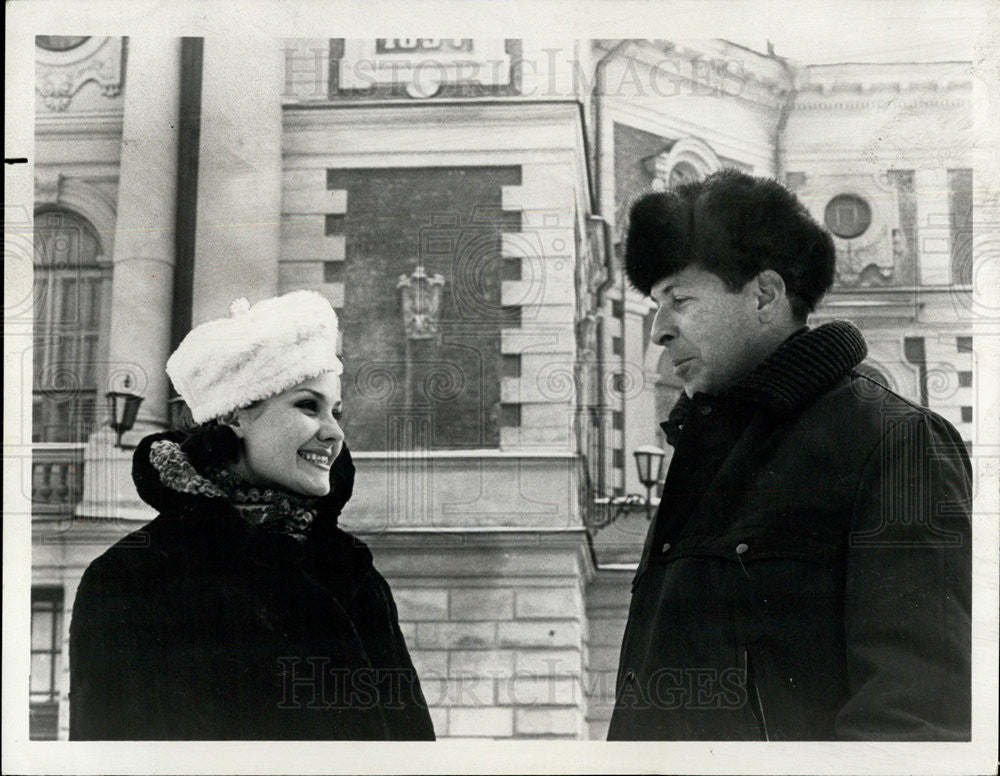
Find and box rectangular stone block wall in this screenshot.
[922,334,976,450]
[281,164,522,452]
[499,162,584,450]
[583,567,632,740]
[367,532,591,738]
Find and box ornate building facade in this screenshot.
[26,37,979,740]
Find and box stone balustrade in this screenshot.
[31,445,85,514]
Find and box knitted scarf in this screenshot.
[148,439,318,541]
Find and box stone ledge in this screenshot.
[342,455,582,530]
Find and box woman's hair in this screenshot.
[179,419,242,472]
[177,403,261,473]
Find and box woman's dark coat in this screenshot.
[607,322,972,741]
[69,433,434,740]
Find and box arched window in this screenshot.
[668,161,701,188]
[33,209,110,443]
[644,137,722,192]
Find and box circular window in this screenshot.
[36,36,90,52]
[824,194,872,239]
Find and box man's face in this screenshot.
[649,265,765,397]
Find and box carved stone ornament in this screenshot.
[796,173,904,288]
[36,36,124,112]
[34,170,63,204]
[834,225,896,286]
[398,265,446,339]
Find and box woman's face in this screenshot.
[230,372,344,497]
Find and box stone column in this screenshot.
[105,37,183,434]
[78,37,181,521]
[192,35,283,324]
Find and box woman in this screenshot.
[69,291,434,740]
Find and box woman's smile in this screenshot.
[298,449,334,469]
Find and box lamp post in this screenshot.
[106,389,143,449]
[633,444,666,521]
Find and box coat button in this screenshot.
[699,405,712,415]
[735,542,749,555]
[661,542,671,553]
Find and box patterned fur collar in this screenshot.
[149,440,227,499]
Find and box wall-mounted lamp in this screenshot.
[107,390,143,449]
[633,445,666,521]
[587,445,667,530]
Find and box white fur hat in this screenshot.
[166,290,343,423]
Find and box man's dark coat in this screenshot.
[69,435,435,740]
[607,321,971,741]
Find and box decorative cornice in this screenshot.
[284,98,581,125]
[796,61,972,93]
[604,39,790,91]
[794,96,970,112]
[603,39,791,111]
[593,41,973,115]
[794,62,972,111]
[34,111,124,138]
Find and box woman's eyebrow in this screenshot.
[294,388,342,408]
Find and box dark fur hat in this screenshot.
[623,169,836,320]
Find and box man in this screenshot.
[607,169,971,741]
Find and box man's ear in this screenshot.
[755,270,787,322]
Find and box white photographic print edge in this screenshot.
[4,1,998,773]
